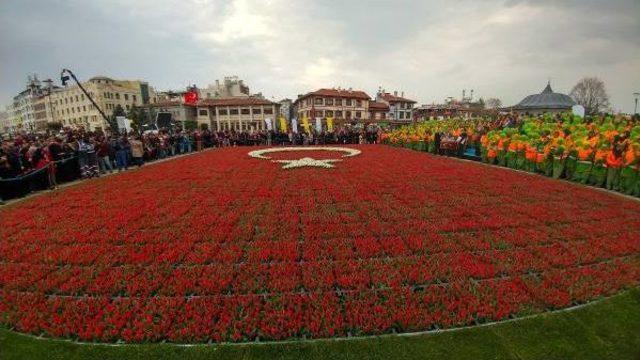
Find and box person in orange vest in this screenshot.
[606,135,625,191]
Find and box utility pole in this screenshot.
[60,69,111,131]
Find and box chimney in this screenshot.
[401,91,404,97]
[470,89,474,100]
[394,91,398,96]
[462,89,466,99]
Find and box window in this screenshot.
[75,95,79,101]
[71,108,75,113]
[132,95,136,102]
[124,94,129,101]
[199,109,208,116]
[116,93,120,100]
[218,108,228,115]
[253,108,261,114]
[325,98,334,105]
[81,94,85,101]
[346,99,352,106]
[335,110,343,118]
[314,110,323,118]
[381,113,386,120]
[230,109,239,115]
[264,108,273,114]
[356,100,362,107]
[325,110,334,117]
[126,104,130,110]
[65,98,68,104]
[346,111,351,118]
[83,106,86,111]
[241,108,250,115]
[398,112,404,119]
[314,97,323,105]
[355,111,361,118]
[335,98,342,106]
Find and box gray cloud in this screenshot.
[1,0,639,112]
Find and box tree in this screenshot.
[112,104,126,117]
[127,106,145,133]
[570,77,610,115]
[184,120,198,131]
[107,105,126,134]
[485,98,502,109]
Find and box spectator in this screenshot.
[130,136,144,167]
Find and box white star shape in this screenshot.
[273,157,342,169]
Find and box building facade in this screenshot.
[0,109,9,135]
[147,101,197,126]
[375,90,416,125]
[48,76,155,132]
[368,101,390,121]
[7,75,59,133]
[200,76,252,99]
[293,88,371,129]
[195,97,278,131]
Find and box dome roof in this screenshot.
[515,83,576,110]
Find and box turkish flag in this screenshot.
[184,90,199,105]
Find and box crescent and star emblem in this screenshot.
[248,147,361,169]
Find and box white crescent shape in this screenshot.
[248,147,361,160]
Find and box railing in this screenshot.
[0,157,80,201]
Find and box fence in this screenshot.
[0,157,80,201]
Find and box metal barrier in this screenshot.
[0,157,80,201]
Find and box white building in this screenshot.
[199,76,254,99]
[8,75,58,133]
[375,89,417,126]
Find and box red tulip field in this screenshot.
[0,145,638,343]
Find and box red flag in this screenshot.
[184,90,199,105]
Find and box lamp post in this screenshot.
[634,92,639,115]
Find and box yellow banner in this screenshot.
[301,117,311,134]
[326,117,334,132]
[279,116,287,133]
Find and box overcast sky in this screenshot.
[1,0,639,112]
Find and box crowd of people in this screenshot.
[0,125,381,201]
[383,113,640,196]
[381,115,521,157]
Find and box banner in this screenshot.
[326,117,334,132]
[116,116,132,134]
[291,118,298,133]
[301,117,311,134]
[315,118,322,132]
[264,118,273,131]
[279,116,287,133]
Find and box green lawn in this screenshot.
[2,288,639,360]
